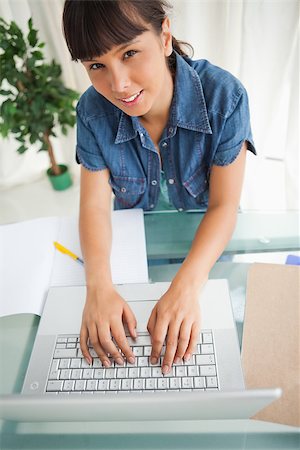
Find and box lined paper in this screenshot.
[0,210,149,317]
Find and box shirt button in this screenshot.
[151,180,158,186]
[169,127,174,134]
[162,142,168,148]
[168,178,175,185]
[121,187,127,193]
[140,133,144,138]
[150,204,155,209]
[178,208,183,212]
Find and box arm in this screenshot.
[148,143,247,374]
[79,167,136,366]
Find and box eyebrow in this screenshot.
[81,39,141,62]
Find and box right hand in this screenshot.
[80,285,137,367]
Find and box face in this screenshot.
[81,19,173,120]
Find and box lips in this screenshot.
[119,90,143,106]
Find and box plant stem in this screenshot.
[44,131,61,175]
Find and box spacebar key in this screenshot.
[53,348,77,358]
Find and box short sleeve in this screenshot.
[213,87,256,166]
[76,108,107,171]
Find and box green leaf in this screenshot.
[17,144,27,154]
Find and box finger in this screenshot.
[149,316,168,365]
[98,325,124,366]
[147,307,157,335]
[80,324,92,364]
[123,303,137,339]
[162,324,180,375]
[111,321,135,365]
[184,322,200,361]
[87,324,111,367]
[174,320,192,362]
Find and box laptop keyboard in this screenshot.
[46,330,219,394]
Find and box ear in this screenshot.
[161,17,173,57]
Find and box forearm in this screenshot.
[79,205,113,288]
[173,205,237,290]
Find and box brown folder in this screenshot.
[241,262,300,427]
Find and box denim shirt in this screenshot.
[76,52,256,211]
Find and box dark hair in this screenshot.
[62,0,193,64]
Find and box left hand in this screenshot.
[147,281,203,375]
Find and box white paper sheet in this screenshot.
[0,217,60,317]
[0,210,148,317]
[50,209,149,286]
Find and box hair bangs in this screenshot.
[63,1,149,61]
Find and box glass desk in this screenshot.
[0,211,299,449]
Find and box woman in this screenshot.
[63,0,256,375]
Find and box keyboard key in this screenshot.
[105,368,116,378]
[86,380,98,391]
[206,376,218,388]
[175,366,187,377]
[94,369,105,379]
[202,332,213,344]
[145,378,157,390]
[56,343,66,349]
[144,346,152,356]
[53,348,77,359]
[121,379,132,390]
[137,357,149,367]
[196,354,215,365]
[81,359,91,368]
[57,337,67,344]
[170,378,181,389]
[60,369,71,380]
[117,368,128,378]
[74,380,86,391]
[59,359,70,369]
[93,358,102,368]
[67,343,76,348]
[98,380,109,391]
[132,347,143,357]
[128,367,139,378]
[110,379,121,390]
[140,367,151,378]
[194,377,206,389]
[47,380,63,392]
[68,337,77,343]
[201,344,214,354]
[70,358,81,369]
[200,365,217,377]
[82,368,94,379]
[63,380,75,391]
[133,379,145,390]
[187,365,199,377]
[158,378,169,389]
[152,367,163,377]
[49,370,60,380]
[71,369,82,379]
[182,377,193,389]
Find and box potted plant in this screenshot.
[0,17,79,190]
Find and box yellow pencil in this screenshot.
[53,241,84,266]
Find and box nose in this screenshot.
[109,64,130,94]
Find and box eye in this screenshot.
[89,62,104,71]
[124,50,138,60]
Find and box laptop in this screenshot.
[0,280,281,422]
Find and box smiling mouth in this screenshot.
[119,90,143,105]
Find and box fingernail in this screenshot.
[162,365,169,375]
[174,356,180,364]
[184,353,191,362]
[116,357,124,366]
[85,357,92,365]
[150,357,157,365]
[128,356,135,364]
[103,360,110,368]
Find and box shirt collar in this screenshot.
[115,51,212,144]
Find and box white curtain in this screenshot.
[0,0,299,210]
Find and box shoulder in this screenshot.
[187,58,247,117]
[76,85,120,123]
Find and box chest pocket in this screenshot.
[109,175,146,208]
[183,165,209,200]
